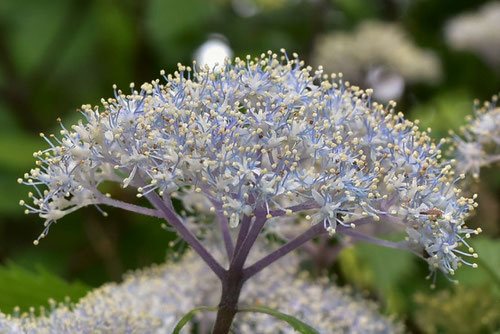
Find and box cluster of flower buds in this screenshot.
[19,50,479,278]
[450,95,500,178]
[0,250,402,333]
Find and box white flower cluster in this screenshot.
[451,95,500,178]
[445,2,500,68]
[19,51,478,276]
[0,251,403,333]
[312,21,441,101]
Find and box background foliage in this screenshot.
[0,0,498,332]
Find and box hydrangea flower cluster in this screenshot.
[445,2,500,69]
[19,50,480,331]
[0,250,403,334]
[451,95,500,178]
[19,50,479,276]
[312,21,441,101]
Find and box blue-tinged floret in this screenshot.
[451,95,500,178]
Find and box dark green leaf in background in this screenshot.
[0,262,89,314]
[453,237,500,295]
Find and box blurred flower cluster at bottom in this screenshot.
[0,248,403,333]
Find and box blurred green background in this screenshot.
[0,0,498,333]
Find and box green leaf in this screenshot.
[145,0,217,63]
[335,0,378,23]
[0,262,90,314]
[453,237,500,295]
[472,238,500,281]
[238,305,320,334]
[0,0,70,75]
[339,234,417,292]
[146,0,215,40]
[411,90,473,139]
[172,306,218,334]
[0,135,39,170]
[337,234,418,313]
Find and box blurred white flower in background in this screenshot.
[313,21,442,101]
[366,67,405,102]
[445,2,500,69]
[194,34,233,70]
[232,0,259,17]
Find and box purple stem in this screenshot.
[341,228,409,250]
[218,214,235,259]
[241,216,378,280]
[233,215,251,257]
[98,196,164,218]
[231,216,267,270]
[208,198,234,259]
[162,194,176,211]
[212,216,258,333]
[144,192,226,279]
[243,222,327,280]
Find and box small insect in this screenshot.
[422,249,431,259]
[419,208,443,216]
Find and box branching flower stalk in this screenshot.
[19,51,481,332]
[267,211,408,275]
